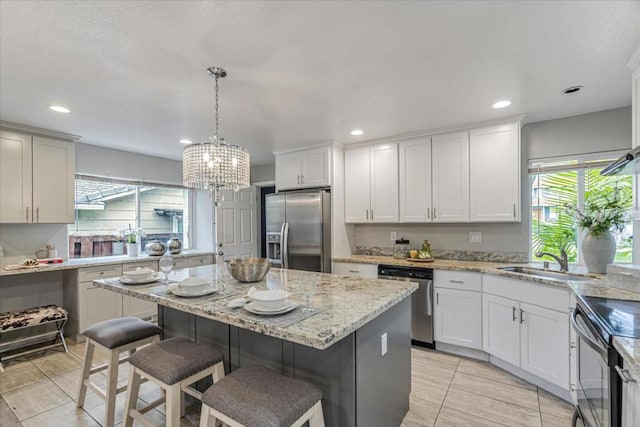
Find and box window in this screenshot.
[530,154,633,264]
[68,176,190,259]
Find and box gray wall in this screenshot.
[251,163,275,183]
[353,107,632,255]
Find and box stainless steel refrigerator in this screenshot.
[265,190,331,273]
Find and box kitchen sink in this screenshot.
[497,266,594,282]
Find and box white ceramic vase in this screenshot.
[127,243,139,258]
[581,230,616,274]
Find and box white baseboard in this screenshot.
[435,342,489,361]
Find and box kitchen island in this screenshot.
[93,265,418,427]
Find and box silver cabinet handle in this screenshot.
[520,308,525,323]
[297,175,300,184]
[449,280,464,284]
[348,269,360,273]
[301,175,304,184]
[371,210,374,220]
[433,207,436,219]
[26,207,29,222]
[615,365,637,383]
[512,306,517,322]
[427,208,430,220]
[366,209,369,221]
[513,204,516,218]
[36,207,39,222]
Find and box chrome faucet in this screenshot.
[535,249,569,272]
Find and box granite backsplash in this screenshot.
[354,246,528,263]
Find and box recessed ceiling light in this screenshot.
[180,139,192,144]
[491,100,512,109]
[350,129,364,136]
[49,105,70,113]
[562,85,583,94]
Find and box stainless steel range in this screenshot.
[572,295,640,427]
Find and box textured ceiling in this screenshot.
[0,1,639,165]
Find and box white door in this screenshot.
[399,137,432,222]
[301,147,330,188]
[432,131,469,222]
[370,143,398,222]
[216,187,257,259]
[32,137,75,223]
[345,147,371,223]
[520,303,569,388]
[483,294,520,366]
[434,288,482,349]
[275,152,301,191]
[0,131,32,223]
[469,123,520,222]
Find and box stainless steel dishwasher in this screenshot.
[378,265,434,348]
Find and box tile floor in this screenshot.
[0,342,575,426]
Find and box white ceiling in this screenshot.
[1,1,639,166]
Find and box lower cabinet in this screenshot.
[621,360,640,427]
[79,281,123,331]
[122,261,158,320]
[482,292,570,388]
[434,287,482,349]
[332,261,378,278]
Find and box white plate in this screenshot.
[119,274,161,285]
[170,286,217,297]
[243,301,299,316]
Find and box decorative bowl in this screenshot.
[145,240,167,256]
[226,258,272,283]
[166,237,182,254]
[250,289,290,311]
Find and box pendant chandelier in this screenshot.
[183,67,250,203]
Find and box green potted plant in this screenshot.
[121,225,142,258]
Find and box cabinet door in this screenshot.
[469,123,520,222]
[621,362,640,427]
[275,152,301,191]
[370,143,398,222]
[520,303,569,388]
[399,137,431,222]
[32,137,75,223]
[0,131,32,223]
[332,262,378,278]
[345,147,371,223]
[301,147,331,188]
[79,282,123,331]
[483,294,520,366]
[434,288,482,349]
[432,131,469,222]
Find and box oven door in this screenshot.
[572,307,611,427]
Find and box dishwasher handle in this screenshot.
[424,279,433,316]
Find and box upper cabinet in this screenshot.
[345,143,398,223]
[275,146,331,191]
[0,130,75,224]
[399,137,432,222]
[432,131,470,222]
[469,123,520,222]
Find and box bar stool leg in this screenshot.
[165,382,182,427]
[124,367,141,427]
[76,339,95,408]
[309,401,325,427]
[104,349,120,427]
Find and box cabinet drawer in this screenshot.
[333,262,378,279]
[173,258,192,270]
[78,265,123,282]
[483,275,569,313]
[123,261,158,272]
[187,255,214,267]
[434,270,481,291]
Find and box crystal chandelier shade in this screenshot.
[182,67,250,196]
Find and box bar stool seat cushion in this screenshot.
[0,305,67,331]
[129,337,223,385]
[202,365,322,427]
[83,317,161,349]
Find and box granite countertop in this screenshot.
[92,265,418,350]
[334,255,602,288]
[0,250,215,277]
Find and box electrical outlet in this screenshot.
[381,333,388,357]
[390,231,397,242]
[469,232,482,243]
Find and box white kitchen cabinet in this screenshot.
[0,130,75,224]
[345,143,398,223]
[434,287,482,349]
[620,360,640,427]
[399,137,432,222]
[122,261,158,320]
[431,131,469,222]
[79,281,123,330]
[275,146,331,191]
[469,123,520,222]
[332,261,378,278]
[483,293,521,366]
[520,302,569,387]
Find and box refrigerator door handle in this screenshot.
[281,222,290,269]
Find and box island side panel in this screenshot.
[356,297,411,427]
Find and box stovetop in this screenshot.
[582,296,640,341]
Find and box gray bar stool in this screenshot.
[76,317,162,427]
[124,336,225,427]
[199,364,324,427]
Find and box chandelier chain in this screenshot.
[215,75,220,137]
